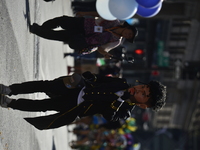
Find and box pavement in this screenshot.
[0,0,76,150]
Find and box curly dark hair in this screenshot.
[147,80,167,111]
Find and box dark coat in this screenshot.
[25,72,135,130]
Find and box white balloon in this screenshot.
[109,0,138,20]
[96,0,116,20]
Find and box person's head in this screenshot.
[121,22,138,43]
[129,80,166,111]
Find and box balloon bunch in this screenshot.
[96,0,163,20]
[136,0,163,18]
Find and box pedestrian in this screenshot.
[0,71,166,130]
[30,13,138,59]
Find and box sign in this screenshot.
[157,41,169,67]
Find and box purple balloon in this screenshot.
[136,0,162,8]
[136,3,162,18]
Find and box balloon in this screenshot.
[126,18,139,25]
[96,0,116,20]
[136,0,163,8]
[109,0,138,20]
[136,3,162,18]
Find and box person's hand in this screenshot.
[104,52,113,59]
[82,71,95,82]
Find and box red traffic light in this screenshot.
[134,49,144,55]
[151,70,160,76]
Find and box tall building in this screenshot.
[122,1,200,149]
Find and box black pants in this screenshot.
[32,16,88,50]
[8,78,81,112]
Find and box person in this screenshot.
[30,13,138,59]
[0,71,166,130]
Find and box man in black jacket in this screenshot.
[0,71,166,130]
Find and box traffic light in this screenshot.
[151,70,160,76]
[134,49,144,55]
[133,49,145,59]
[133,49,145,66]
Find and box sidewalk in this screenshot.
[1,0,77,149]
[33,1,77,150]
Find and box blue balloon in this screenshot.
[136,3,162,18]
[136,0,163,8]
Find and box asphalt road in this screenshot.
[0,0,75,150]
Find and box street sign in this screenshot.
[157,41,169,67]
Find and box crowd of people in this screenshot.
[68,115,138,150]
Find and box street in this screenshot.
[1,1,200,150]
[0,0,75,150]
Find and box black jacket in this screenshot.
[25,71,135,130]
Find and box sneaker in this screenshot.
[0,94,12,108]
[0,84,11,95]
[29,23,40,33]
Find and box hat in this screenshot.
[63,73,85,89]
[123,21,138,43]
